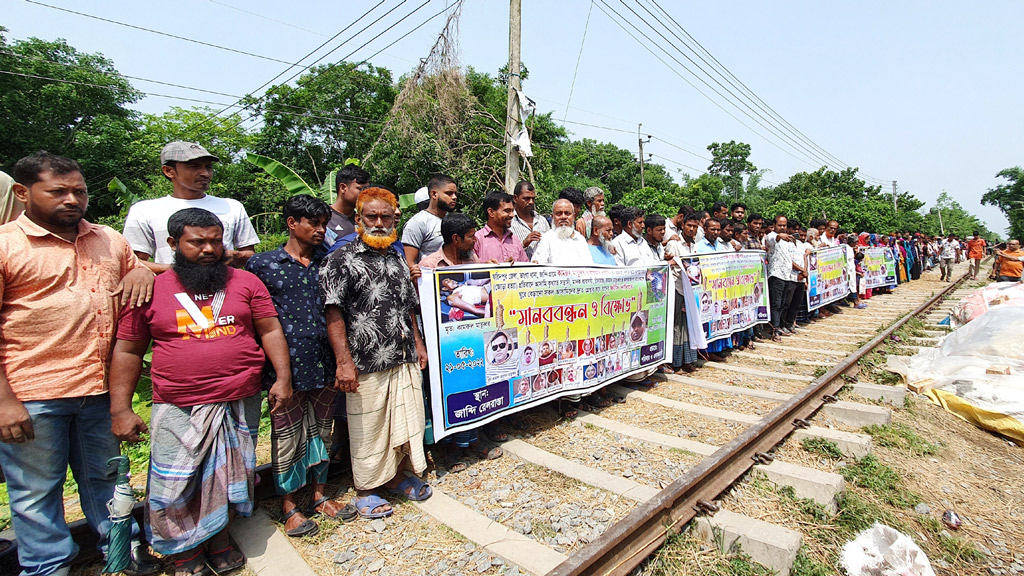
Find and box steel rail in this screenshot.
[548,272,970,576]
[2,275,969,575]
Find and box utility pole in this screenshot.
[892,180,898,214]
[937,191,945,235]
[638,123,651,189]
[503,0,522,193]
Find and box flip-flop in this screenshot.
[281,508,319,538]
[484,425,509,442]
[388,476,432,501]
[310,496,358,522]
[472,443,503,460]
[448,459,468,473]
[584,395,612,409]
[558,399,579,418]
[207,543,246,574]
[354,494,394,519]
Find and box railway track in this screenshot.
[7,265,980,576]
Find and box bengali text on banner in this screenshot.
[806,245,850,310]
[418,263,673,441]
[678,250,770,350]
[862,247,898,289]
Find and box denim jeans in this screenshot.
[0,394,140,576]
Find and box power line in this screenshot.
[184,0,401,135]
[611,0,840,172]
[641,0,853,173]
[563,0,594,123]
[592,0,815,170]
[212,0,450,136]
[24,0,298,65]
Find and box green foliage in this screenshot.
[923,191,997,240]
[707,140,756,199]
[619,186,681,218]
[801,437,844,460]
[864,423,942,456]
[838,454,920,508]
[245,152,316,196]
[983,166,1024,240]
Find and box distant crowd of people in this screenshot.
[0,141,1020,576]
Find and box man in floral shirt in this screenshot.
[320,187,431,519]
[246,194,357,536]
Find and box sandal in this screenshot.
[584,394,613,409]
[387,476,432,501]
[484,425,509,443]
[354,494,394,519]
[448,459,468,473]
[471,443,503,460]
[558,399,579,419]
[207,543,246,574]
[311,496,358,522]
[281,507,319,538]
[173,549,210,576]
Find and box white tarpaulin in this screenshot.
[887,307,1024,442]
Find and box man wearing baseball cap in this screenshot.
[123,141,260,273]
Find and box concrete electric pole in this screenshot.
[638,123,651,189]
[504,0,522,193]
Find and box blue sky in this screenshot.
[5,0,1021,233]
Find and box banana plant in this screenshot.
[245,152,317,197]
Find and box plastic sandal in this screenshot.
[387,476,432,501]
[354,494,394,519]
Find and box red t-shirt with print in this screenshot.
[117,267,277,407]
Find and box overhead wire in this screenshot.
[562,0,594,124]
[591,0,817,171]
[611,0,840,172]
[24,0,298,66]
[212,0,452,136]
[641,0,852,173]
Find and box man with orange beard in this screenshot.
[320,188,432,519]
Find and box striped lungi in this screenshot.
[271,387,336,495]
[347,363,427,490]
[146,394,259,555]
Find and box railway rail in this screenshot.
[3,266,979,576]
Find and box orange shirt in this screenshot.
[0,214,143,401]
[998,249,1024,278]
[967,238,986,260]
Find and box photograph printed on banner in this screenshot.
[583,363,599,381]
[628,310,649,344]
[484,328,518,383]
[557,339,577,362]
[538,340,557,366]
[542,368,563,393]
[579,337,596,357]
[518,342,539,376]
[531,373,547,394]
[439,271,492,323]
[512,376,531,403]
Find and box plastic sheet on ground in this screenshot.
[886,307,1024,442]
[948,281,1024,327]
[840,523,935,576]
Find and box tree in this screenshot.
[254,62,397,186]
[983,167,1024,240]
[707,140,756,199]
[0,29,142,215]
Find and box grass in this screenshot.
[801,437,844,461]
[812,366,828,379]
[838,454,921,508]
[636,528,773,576]
[857,350,901,386]
[863,423,942,456]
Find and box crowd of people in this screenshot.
[0,141,1019,576]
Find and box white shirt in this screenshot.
[532,229,594,265]
[765,232,799,281]
[123,194,259,264]
[822,233,840,247]
[664,217,682,242]
[665,238,698,294]
[939,239,958,259]
[611,231,646,266]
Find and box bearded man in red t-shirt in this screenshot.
[109,208,293,575]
